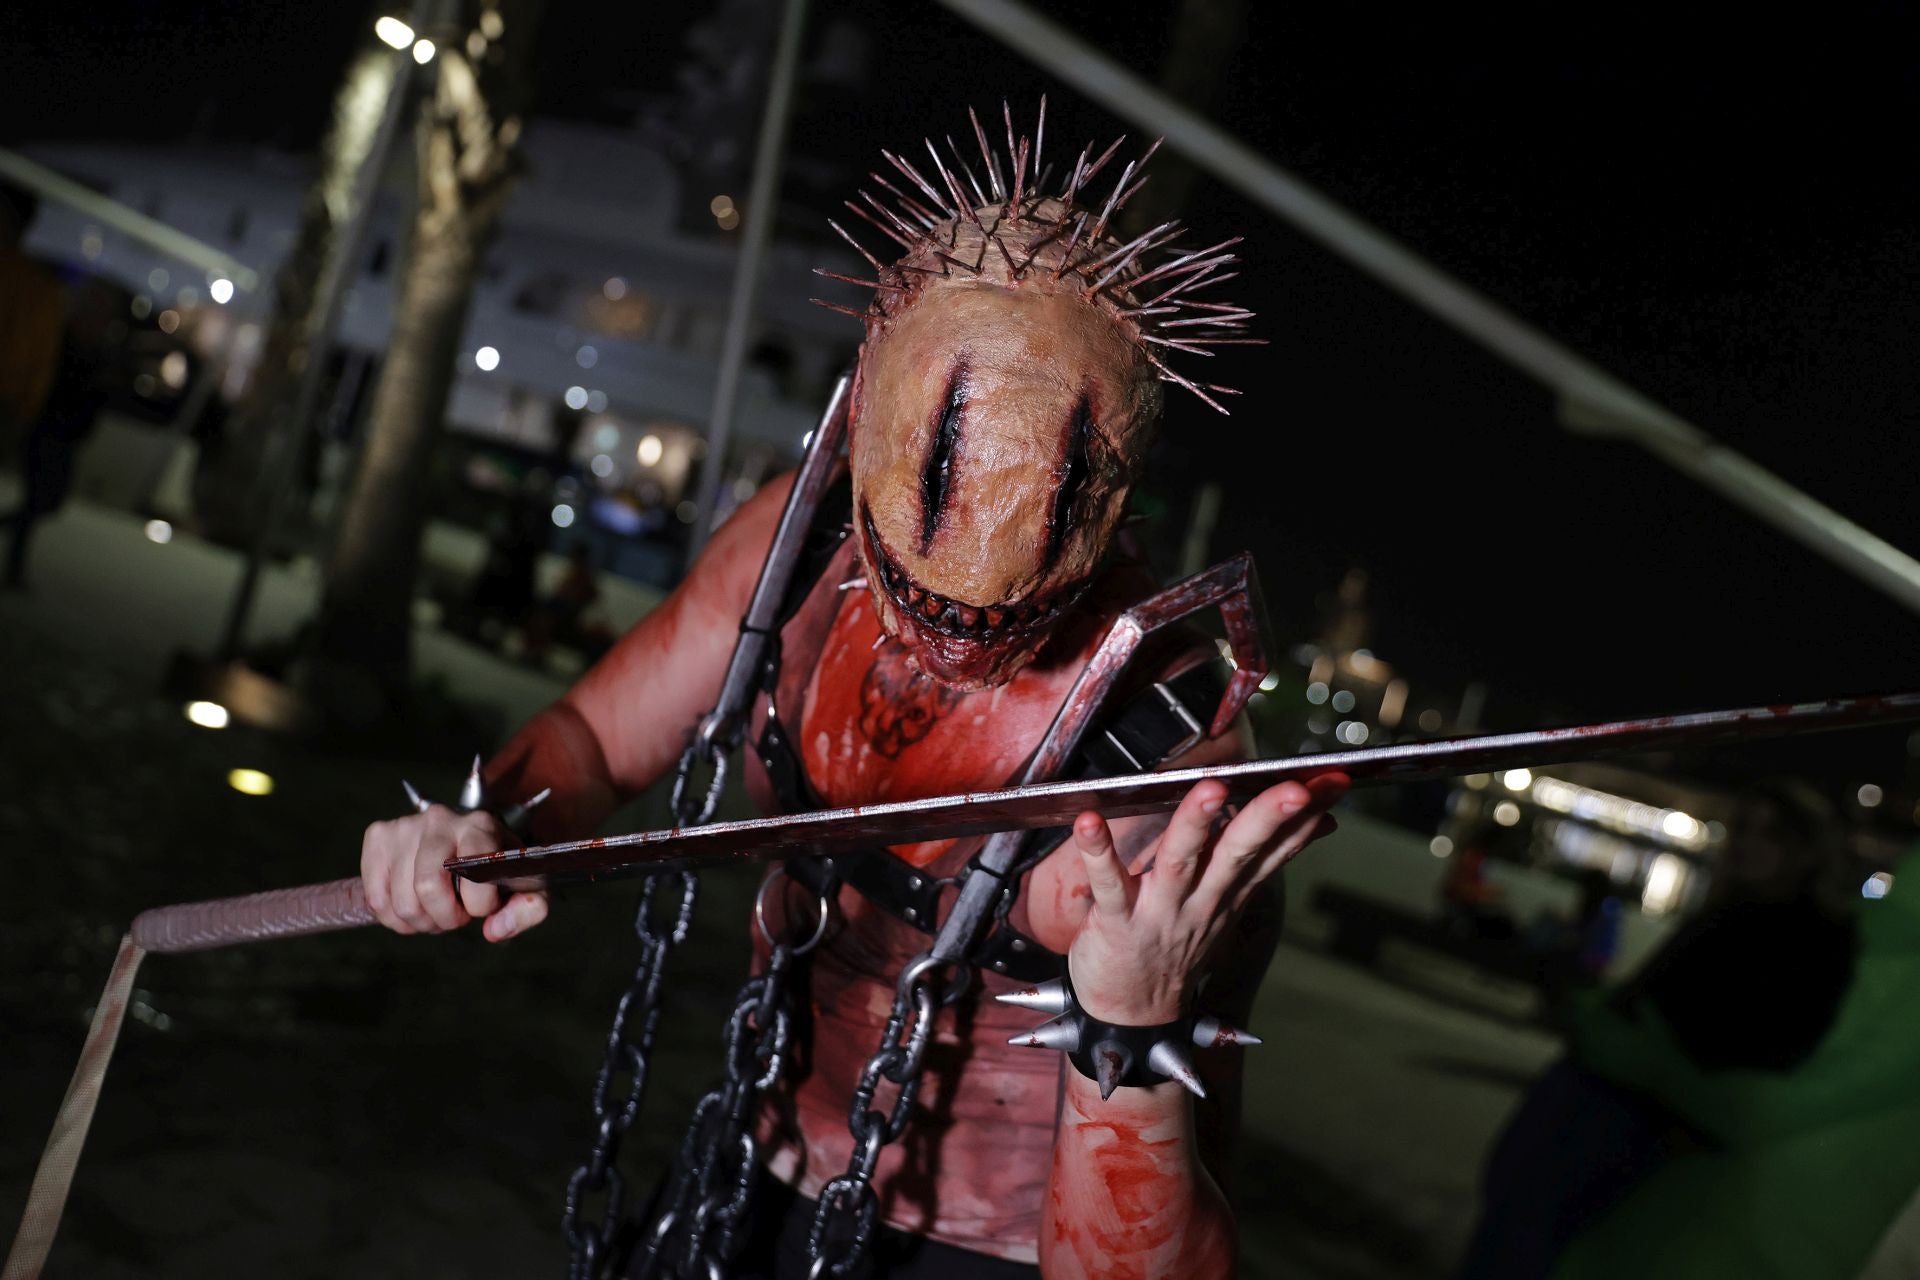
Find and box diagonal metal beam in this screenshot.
[937,0,1920,615]
[0,148,260,292]
[686,0,811,563]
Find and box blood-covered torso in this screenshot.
[745,537,1202,1263]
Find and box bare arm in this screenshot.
[1035,744,1346,1279]
[359,474,796,940]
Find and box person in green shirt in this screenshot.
[1462,784,1920,1279]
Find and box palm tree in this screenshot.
[194,46,403,547]
[304,1,528,723]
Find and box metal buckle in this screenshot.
[1154,678,1208,761]
[1102,679,1207,770]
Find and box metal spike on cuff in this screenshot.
[1191,1014,1262,1049]
[401,779,430,814]
[995,975,1253,1098]
[1146,1039,1207,1099]
[1093,1041,1132,1101]
[499,786,552,833]
[993,977,1072,1015]
[458,754,487,812]
[1008,1013,1080,1051]
[398,754,545,835]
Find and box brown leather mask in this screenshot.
[822,108,1254,689]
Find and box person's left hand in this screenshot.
[1067,773,1348,1024]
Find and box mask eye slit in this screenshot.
[920,364,967,552]
[1047,395,1095,564]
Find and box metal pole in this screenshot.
[938,0,1920,616]
[215,44,417,660]
[0,148,261,292]
[685,0,810,564]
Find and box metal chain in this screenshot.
[638,869,830,1279]
[558,375,850,1279]
[563,739,726,1280]
[805,955,945,1279]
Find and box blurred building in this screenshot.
[20,118,859,589]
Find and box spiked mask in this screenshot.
[816,103,1258,689]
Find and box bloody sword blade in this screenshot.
[450,692,1920,890]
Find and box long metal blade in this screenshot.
[450,692,1920,889]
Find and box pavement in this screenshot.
[0,488,1565,1278]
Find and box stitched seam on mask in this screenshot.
[1046,392,1094,566]
[919,361,968,553]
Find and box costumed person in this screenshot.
[359,104,1345,1278]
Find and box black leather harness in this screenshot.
[749,480,1230,984]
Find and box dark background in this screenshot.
[2,6,1917,1276]
[2,1,1915,721]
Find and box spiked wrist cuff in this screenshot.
[401,754,551,837]
[998,975,1260,1100]
[1066,1013,1194,1093]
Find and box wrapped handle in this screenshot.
[130,878,375,954]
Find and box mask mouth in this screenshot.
[860,504,1089,665]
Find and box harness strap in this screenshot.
[741,467,1233,983]
[767,662,1230,983]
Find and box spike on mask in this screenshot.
[814,100,1260,690]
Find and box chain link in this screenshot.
[560,385,860,1278]
[670,729,730,828]
[563,738,718,1280]
[636,862,834,1278]
[805,958,943,1277]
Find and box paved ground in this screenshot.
[0,492,1562,1278]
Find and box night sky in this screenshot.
[5,2,1917,737]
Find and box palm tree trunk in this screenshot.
[303,15,522,723]
[195,49,399,545]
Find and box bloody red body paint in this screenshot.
[475,102,1276,1274]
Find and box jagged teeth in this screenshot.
[868,537,1074,641]
[1191,1015,1262,1048]
[994,977,1072,1014]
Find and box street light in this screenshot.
[374,16,415,48]
[227,768,275,796]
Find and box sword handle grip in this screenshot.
[130,877,374,954]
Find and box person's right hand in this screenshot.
[360,805,549,942]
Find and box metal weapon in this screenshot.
[21,687,1919,1279]
[447,691,1920,891]
[19,371,1920,1275]
[121,691,1920,955]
